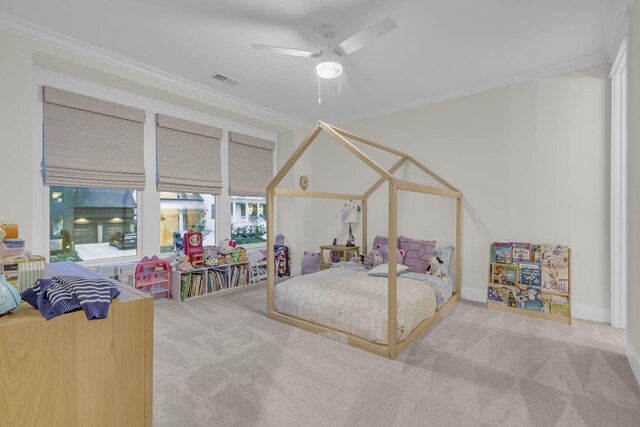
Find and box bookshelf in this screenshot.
[486,242,571,325]
[170,261,250,302]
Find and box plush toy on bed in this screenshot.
[363,250,385,268]
[375,244,406,264]
[426,256,444,276]
[301,251,321,275]
[351,254,365,264]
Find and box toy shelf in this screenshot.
[135,257,171,301]
[170,261,251,302]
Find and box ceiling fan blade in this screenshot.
[333,18,397,57]
[251,44,321,58]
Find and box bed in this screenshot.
[266,121,462,359]
[274,262,454,344]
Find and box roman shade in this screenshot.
[229,132,275,197]
[42,86,146,190]
[156,114,223,194]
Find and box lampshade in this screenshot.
[341,205,359,224]
[316,61,343,79]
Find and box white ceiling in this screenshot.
[0,0,628,124]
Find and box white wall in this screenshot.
[627,0,640,383]
[301,64,611,320]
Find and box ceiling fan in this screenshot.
[252,18,397,102]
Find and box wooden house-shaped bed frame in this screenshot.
[266,121,462,359]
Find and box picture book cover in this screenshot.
[488,286,509,305]
[540,293,552,313]
[519,262,541,287]
[510,242,531,263]
[530,244,542,263]
[513,286,543,312]
[549,295,570,317]
[541,266,569,294]
[541,244,570,266]
[491,263,517,287]
[491,242,511,264]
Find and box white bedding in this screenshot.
[274,266,437,344]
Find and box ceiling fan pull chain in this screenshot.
[318,77,322,104]
[338,74,342,94]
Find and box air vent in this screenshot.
[209,73,241,87]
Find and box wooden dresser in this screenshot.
[0,262,153,426]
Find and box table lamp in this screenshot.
[341,202,359,247]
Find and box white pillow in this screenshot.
[368,263,409,277]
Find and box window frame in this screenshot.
[33,68,277,267]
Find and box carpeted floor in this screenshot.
[153,284,640,426]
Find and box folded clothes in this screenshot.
[3,238,25,248]
[21,275,120,321]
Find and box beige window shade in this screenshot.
[156,114,223,195]
[229,132,275,197]
[43,86,146,190]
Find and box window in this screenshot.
[160,192,216,253]
[230,196,267,244]
[49,186,137,262]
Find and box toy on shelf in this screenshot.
[183,232,204,267]
[135,256,171,301]
[218,239,239,265]
[203,245,219,267]
[175,254,195,272]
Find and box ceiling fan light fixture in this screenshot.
[316,61,343,79]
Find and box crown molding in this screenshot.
[0,11,312,130]
[606,0,631,63]
[333,51,610,125]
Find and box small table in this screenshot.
[320,245,360,270]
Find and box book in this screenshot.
[488,286,514,305]
[549,295,570,317]
[510,242,531,263]
[491,263,517,287]
[540,293,552,313]
[541,265,569,294]
[530,244,542,263]
[512,286,543,312]
[540,244,570,266]
[491,242,511,264]
[519,262,541,287]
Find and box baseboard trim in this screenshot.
[461,287,611,324]
[571,304,611,324]
[460,287,486,303]
[627,341,640,387]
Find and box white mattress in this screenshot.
[274,266,437,344]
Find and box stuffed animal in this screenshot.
[219,239,234,255]
[301,251,321,275]
[176,254,195,272]
[236,247,248,263]
[363,250,385,268]
[351,254,364,264]
[375,244,406,264]
[169,251,182,271]
[426,256,443,276]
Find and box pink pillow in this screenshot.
[399,236,436,273]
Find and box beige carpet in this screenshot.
[153,284,640,426]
